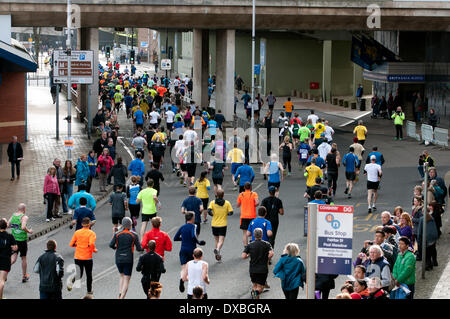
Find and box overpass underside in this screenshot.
[1,3,449,31]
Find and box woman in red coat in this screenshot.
[97,148,114,192]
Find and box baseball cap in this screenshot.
[370,155,376,160]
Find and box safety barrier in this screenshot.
[434,127,449,147]
[406,121,421,141]
[421,124,434,145]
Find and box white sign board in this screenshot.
[161,59,172,70]
[316,205,354,275]
[53,50,94,84]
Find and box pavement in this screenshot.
[0,85,132,240]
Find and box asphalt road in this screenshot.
[3,100,449,299]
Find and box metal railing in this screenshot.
[27,74,50,87]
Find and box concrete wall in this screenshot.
[0,72,26,143]
[177,30,362,97]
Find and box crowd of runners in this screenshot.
[0,61,448,300]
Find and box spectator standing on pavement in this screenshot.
[182,248,210,299]
[71,197,96,231]
[33,240,64,300]
[75,154,90,192]
[61,160,76,215]
[7,136,23,181]
[44,167,61,222]
[417,211,439,271]
[356,84,363,107]
[392,236,416,299]
[235,75,244,93]
[108,157,128,191]
[8,204,32,283]
[68,217,97,298]
[391,106,406,140]
[136,240,166,299]
[97,148,114,192]
[353,120,368,145]
[273,243,306,300]
[110,217,143,299]
[87,150,97,192]
[0,218,17,299]
[365,245,392,292]
[242,228,274,299]
[315,273,338,299]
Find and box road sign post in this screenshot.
[316,204,354,275]
[306,203,318,299]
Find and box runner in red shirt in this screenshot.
[141,216,172,260]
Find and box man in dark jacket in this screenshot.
[33,240,64,299]
[93,131,109,158]
[315,273,338,299]
[7,136,23,181]
[136,240,166,299]
[107,157,128,191]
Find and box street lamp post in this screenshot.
[250,0,256,129]
[66,0,72,160]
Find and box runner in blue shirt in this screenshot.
[366,146,385,166]
[247,207,273,242]
[342,147,360,199]
[207,117,218,137]
[234,160,255,193]
[134,106,145,130]
[68,184,97,212]
[174,212,206,293]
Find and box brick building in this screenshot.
[0,39,37,143]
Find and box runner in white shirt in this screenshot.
[364,155,382,214]
[165,109,175,131]
[149,110,161,128]
[318,139,332,178]
[183,76,190,86]
[182,248,209,299]
[307,110,319,126]
[174,78,181,89]
[324,120,335,143]
[183,128,198,143]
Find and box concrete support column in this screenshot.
[77,28,99,126]
[322,40,332,103]
[215,29,235,120]
[192,29,209,109]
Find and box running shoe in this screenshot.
[179,278,185,293]
[368,208,372,214]
[348,194,352,199]
[202,219,208,224]
[372,206,377,211]
[22,274,30,283]
[46,219,50,223]
[344,187,348,194]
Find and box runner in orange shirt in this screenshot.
[283,97,294,119]
[68,217,97,297]
[236,183,259,248]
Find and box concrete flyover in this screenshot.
[0,0,449,31]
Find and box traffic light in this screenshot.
[106,46,110,59]
[130,50,135,64]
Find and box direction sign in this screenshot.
[161,59,172,70]
[64,137,74,150]
[316,205,353,275]
[53,50,94,84]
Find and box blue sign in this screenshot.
[387,74,425,82]
[254,64,261,75]
[317,257,353,274]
